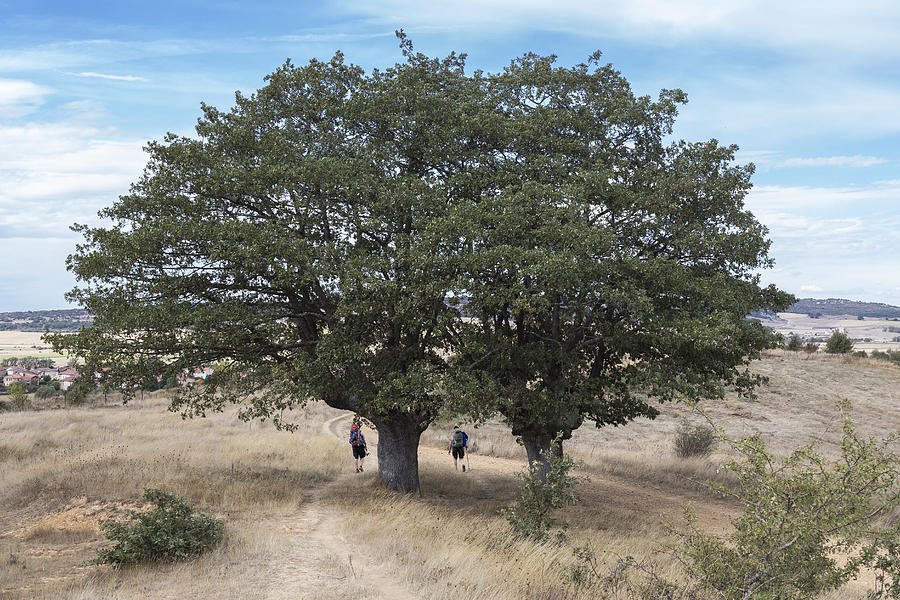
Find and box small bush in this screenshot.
[804,342,819,354]
[854,350,869,358]
[674,422,716,458]
[825,330,854,354]
[7,382,28,410]
[786,334,803,351]
[34,385,58,399]
[93,488,224,566]
[871,350,900,365]
[501,439,587,542]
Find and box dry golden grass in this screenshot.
[0,330,62,359]
[0,395,347,599]
[324,467,699,600]
[2,350,898,599]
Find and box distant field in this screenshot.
[758,312,900,351]
[0,330,64,360]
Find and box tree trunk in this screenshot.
[521,430,563,483]
[371,413,424,493]
[321,387,426,493]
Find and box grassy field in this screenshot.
[1,350,899,598]
[0,330,65,362]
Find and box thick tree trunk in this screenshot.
[521,430,563,483]
[371,413,424,493]
[321,388,426,493]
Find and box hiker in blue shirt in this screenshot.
[448,425,468,472]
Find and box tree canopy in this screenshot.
[445,52,793,470]
[50,37,485,492]
[50,34,791,490]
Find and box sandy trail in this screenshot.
[321,412,735,532]
[262,413,417,600]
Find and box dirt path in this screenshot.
[265,414,416,600]
[320,412,735,531]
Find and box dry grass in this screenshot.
[0,330,61,358]
[2,351,898,599]
[0,394,346,599]
[324,469,696,600]
[1,401,342,513]
[329,485,582,599]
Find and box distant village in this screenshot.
[1,364,215,393]
[2,364,79,390]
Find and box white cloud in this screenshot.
[0,122,146,239]
[737,153,889,170]
[0,39,208,72]
[748,181,900,304]
[779,156,888,168]
[72,72,148,82]
[748,182,900,212]
[261,31,394,43]
[0,78,52,117]
[338,0,900,58]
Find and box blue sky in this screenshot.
[1,0,898,311]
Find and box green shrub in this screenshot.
[804,342,819,354]
[675,405,900,599]
[673,422,717,458]
[825,330,854,354]
[854,350,869,358]
[501,440,587,542]
[93,488,224,566]
[872,350,890,361]
[34,385,58,399]
[7,382,27,410]
[786,334,803,351]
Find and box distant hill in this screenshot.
[785,298,900,320]
[0,309,92,332]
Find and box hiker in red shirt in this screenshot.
[349,423,367,473]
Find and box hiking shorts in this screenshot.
[352,445,366,459]
[452,446,465,459]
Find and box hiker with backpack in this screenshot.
[448,425,468,472]
[349,423,367,473]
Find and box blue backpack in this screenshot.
[350,428,365,446]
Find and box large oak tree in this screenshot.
[446,53,793,475]
[50,38,491,493]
